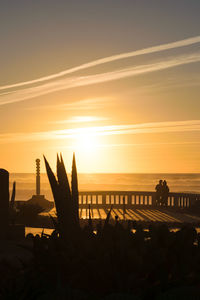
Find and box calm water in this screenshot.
[9,173,200,201]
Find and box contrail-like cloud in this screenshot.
[26,98,111,111]
[1,120,200,144]
[1,52,200,106]
[52,116,109,124]
[49,141,200,150]
[0,35,200,91]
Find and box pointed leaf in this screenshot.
[49,214,59,231]
[71,153,79,226]
[10,181,16,208]
[44,156,58,196]
[88,204,92,228]
[103,205,113,228]
[44,156,61,217]
[58,154,71,198]
[57,154,73,231]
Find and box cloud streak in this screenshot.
[1,120,200,144]
[1,35,200,91]
[1,52,200,105]
[48,141,200,151]
[52,116,108,124]
[26,98,112,111]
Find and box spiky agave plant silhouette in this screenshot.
[44,153,80,239]
[10,181,16,209]
[9,181,16,224]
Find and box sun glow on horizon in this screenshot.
[72,131,100,159]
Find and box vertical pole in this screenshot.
[128,194,132,207]
[114,194,116,206]
[102,193,106,207]
[123,196,126,220]
[152,193,156,206]
[0,169,9,238]
[174,196,178,207]
[36,159,40,196]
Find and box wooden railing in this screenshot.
[78,191,200,208]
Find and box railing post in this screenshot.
[189,194,196,207]
[152,193,156,206]
[128,194,132,207]
[174,195,178,207]
[102,194,106,207]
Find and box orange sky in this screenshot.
[0,1,200,173]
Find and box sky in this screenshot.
[0,0,200,173]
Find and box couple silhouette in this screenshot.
[155,180,169,206]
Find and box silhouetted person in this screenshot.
[155,180,163,205]
[162,180,169,206]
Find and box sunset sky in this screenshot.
[0,0,200,173]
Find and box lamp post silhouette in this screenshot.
[36,159,40,196]
[27,159,53,210]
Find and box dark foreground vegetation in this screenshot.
[1,155,200,299]
[2,220,200,299]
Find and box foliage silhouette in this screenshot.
[10,181,16,209]
[2,156,200,298]
[44,153,80,240]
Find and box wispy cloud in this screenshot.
[133,76,200,93]
[1,120,200,144]
[48,141,200,150]
[1,35,200,91]
[26,98,112,111]
[52,116,108,124]
[1,52,200,106]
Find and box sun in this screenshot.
[73,132,99,157]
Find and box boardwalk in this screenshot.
[39,190,200,224]
[81,207,200,223]
[45,207,200,224]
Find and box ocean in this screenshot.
[9,173,200,201]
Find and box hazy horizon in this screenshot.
[9,173,200,201]
[10,172,200,175]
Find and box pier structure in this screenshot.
[76,190,200,223]
[77,190,200,209]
